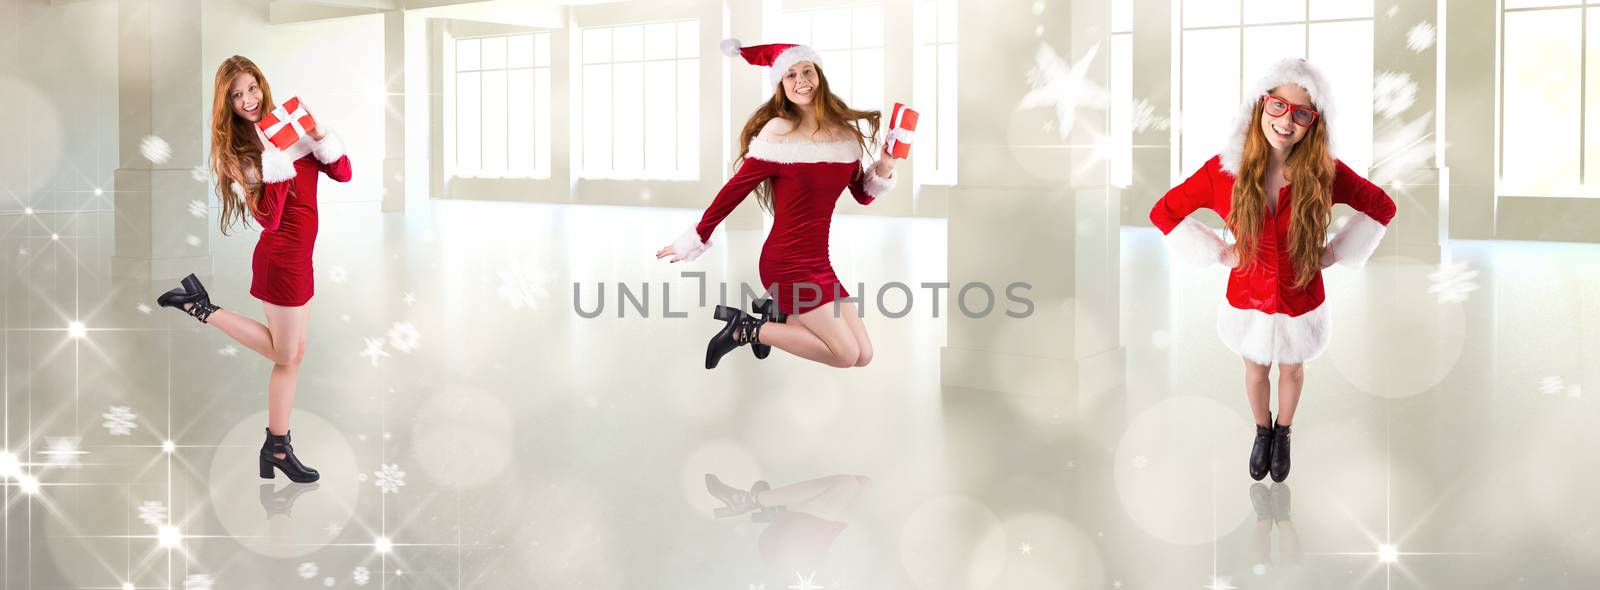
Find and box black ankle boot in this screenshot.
[259,481,320,517]
[260,428,320,483]
[156,273,221,323]
[1249,413,1273,481]
[706,305,766,369]
[705,474,782,522]
[1269,421,1292,483]
[750,298,787,360]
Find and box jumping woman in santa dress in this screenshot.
[1149,58,1396,482]
[656,40,902,370]
[156,55,351,483]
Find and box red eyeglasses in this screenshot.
[1263,95,1319,127]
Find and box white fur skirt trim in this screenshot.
[1216,300,1330,365]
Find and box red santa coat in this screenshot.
[1149,154,1396,365]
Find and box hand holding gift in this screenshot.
[885,102,918,159]
[255,96,322,150]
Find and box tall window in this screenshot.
[580,20,701,180]
[773,6,885,118]
[451,33,552,178]
[1177,0,1374,179]
[914,0,957,185]
[1500,1,1600,198]
[1111,0,1133,187]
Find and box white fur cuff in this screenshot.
[863,159,895,198]
[1162,217,1229,267]
[260,148,298,184]
[672,225,711,262]
[1322,212,1387,268]
[312,129,344,164]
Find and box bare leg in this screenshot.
[756,303,863,368]
[839,302,873,367]
[204,309,280,360]
[1275,363,1305,426]
[754,475,870,521]
[262,303,310,458]
[1244,358,1273,427]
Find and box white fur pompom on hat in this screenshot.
[1219,58,1338,176]
[720,38,742,58]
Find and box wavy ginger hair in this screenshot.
[735,63,881,212]
[209,55,277,235]
[1227,97,1334,288]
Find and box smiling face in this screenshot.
[781,61,819,105]
[228,73,265,123]
[1258,83,1315,152]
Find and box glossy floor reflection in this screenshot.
[0,202,1596,589]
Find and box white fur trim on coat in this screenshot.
[1217,300,1330,366]
[1321,212,1387,268]
[260,146,298,184]
[312,129,344,164]
[1220,58,1339,176]
[861,158,895,198]
[671,225,711,262]
[1162,217,1230,267]
[747,138,861,164]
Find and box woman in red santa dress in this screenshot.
[656,40,903,370]
[1149,58,1396,483]
[156,55,351,483]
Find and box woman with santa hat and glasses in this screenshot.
[1149,58,1396,482]
[657,39,906,370]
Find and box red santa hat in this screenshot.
[1220,57,1339,175]
[720,38,823,87]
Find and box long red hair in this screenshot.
[735,64,881,212]
[209,55,277,235]
[1227,98,1334,288]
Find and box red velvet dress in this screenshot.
[688,121,896,315]
[249,132,351,307]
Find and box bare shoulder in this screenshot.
[758,117,797,139]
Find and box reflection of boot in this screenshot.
[1249,483,1273,522]
[1269,482,1292,523]
[259,482,320,518]
[706,475,782,521]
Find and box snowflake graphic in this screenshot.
[497,260,550,311]
[102,406,138,436]
[323,577,336,587]
[788,572,822,590]
[401,291,417,305]
[140,135,172,165]
[218,345,239,357]
[374,463,406,495]
[298,562,320,579]
[328,265,349,284]
[1407,22,1437,53]
[190,164,210,183]
[1427,261,1480,303]
[188,199,208,218]
[387,322,421,353]
[138,500,168,526]
[1019,41,1108,141]
[1540,376,1566,395]
[185,234,201,247]
[1019,542,1033,555]
[358,337,391,367]
[183,574,214,590]
[1373,71,1417,119]
[1131,98,1171,133]
[1132,455,1149,469]
[40,436,86,466]
[353,566,371,586]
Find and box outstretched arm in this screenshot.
[657,157,779,263]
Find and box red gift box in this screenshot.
[886,102,918,159]
[256,96,318,151]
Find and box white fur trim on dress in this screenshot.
[747,138,862,164]
[260,146,298,184]
[861,158,895,198]
[1220,58,1339,176]
[1217,300,1330,366]
[312,129,344,164]
[671,225,711,262]
[1321,211,1387,268]
[769,45,823,86]
[1162,217,1230,267]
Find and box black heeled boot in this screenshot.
[705,474,782,522]
[706,305,766,369]
[259,482,320,518]
[260,428,320,483]
[156,273,221,323]
[750,298,787,360]
[1249,412,1273,481]
[1269,421,1292,483]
